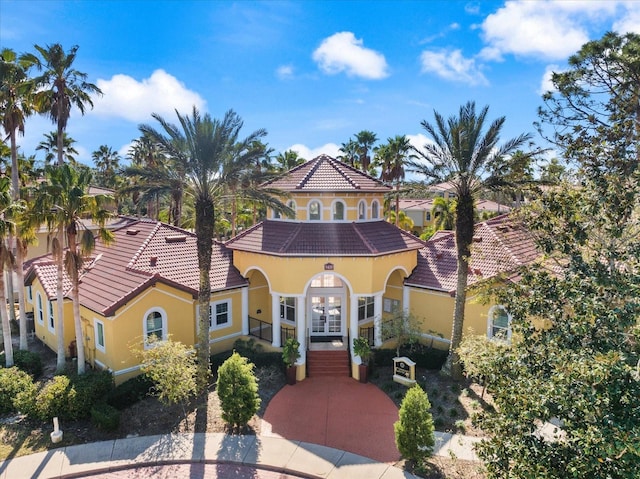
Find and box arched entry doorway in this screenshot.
[307,273,346,340]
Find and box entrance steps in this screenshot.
[306,349,350,377]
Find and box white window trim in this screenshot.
[94,319,106,353]
[332,200,346,221]
[358,200,367,220]
[280,296,296,325]
[143,307,168,348]
[27,285,33,304]
[358,296,375,322]
[287,200,296,220]
[209,299,232,331]
[47,299,55,333]
[371,200,380,219]
[308,200,322,221]
[487,305,512,341]
[36,292,44,325]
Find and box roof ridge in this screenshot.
[331,158,360,190]
[480,218,523,267]
[127,221,162,270]
[296,157,323,189]
[279,222,303,253]
[351,222,378,254]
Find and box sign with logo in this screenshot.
[393,356,416,386]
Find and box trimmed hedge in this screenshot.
[0,367,37,414]
[373,343,448,370]
[0,349,43,378]
[211,339,283,372]
[106,375,153,410]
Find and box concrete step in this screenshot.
[307,350,350,377]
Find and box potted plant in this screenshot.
[353,336,372,383]
[282,337,300,385]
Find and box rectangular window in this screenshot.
[280,297,296,323]
[209,300,231,329]
[94,320,105,353]
[47,300,55,332]
[358,296,375,322]
[36,293,44,325]
[383,297,401,313]
[27,286,33,303]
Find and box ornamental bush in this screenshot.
[0,350,43,378]
[0,367,37,414]
[394,384,435,462]
[34,375,71,421]
[90,402,121,431]
[216,352,261,432]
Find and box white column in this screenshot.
[403,285,410,315]
[296,296,306,365]
[241,287,249,335]
[349,294,359,355]
[374,293,383,347]
[271,293,281,347]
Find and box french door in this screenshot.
[310,295,343,336]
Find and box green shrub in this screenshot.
[34,375,72,421]
[107,375,153,410]
[448,407,459,418]
[373,344,447,370]
[90,402,121,431]
[394,384,435,462]
[67,370,115,419]
[211,345,282,372]
[216,352,261,431]
[0,367,37,414]
[454,419,466,433]
[14,350,43,378]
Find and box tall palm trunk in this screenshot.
[69,261,85,374]
[15,238,28,350]
[395,182,400,226]
[195,196,214,390]
[53,233,66,370]
[0,247,13,367]
[446,191,475,379]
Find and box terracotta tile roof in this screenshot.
[262,155,391,193]
[399,198,510,213]
[406,215,539,293]
[225,220,425,256]
[24,219,246,316]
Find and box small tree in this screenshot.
[394,384,435,463]
[137,336,197,408]
[216,352,261,432]
[382,311,423,357]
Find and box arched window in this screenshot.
[144,308,167,346]
[488,305,511,341]
[333,201,345,220]
[371,200,380,219]
[287,200,296,220]
[36,292,44,325]
[358,201,366,220]
[309,201,321,221]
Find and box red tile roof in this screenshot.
[263,155,392,193]
[398,198,510,213]
[406,215,539,293]
[25,219,247,316]
[225,220,425,256]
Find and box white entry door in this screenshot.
[310,295,343,336]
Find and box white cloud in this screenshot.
[287,143,341,160]
[613,2,640,34]
[276,64,294,80]
[539,64,562,95]
[420,49,488,86]
[312,32,389,80]
[480,1,591,61]
[91,69,206,122]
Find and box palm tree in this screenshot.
[274,149,304,172]
[411,101,532,378]
[355,130,378,173]
[25,43,102,166]
[126,135,166,218]
[35,164,113,373]
[0,177,24,366]
[379,135,413,226]
[36,131,79,166]
[431,196,456,231]
[141,107,261,388]
[92,145,121,189]
[385,210,414,232]
[1,48,37,350]
[338,138,359,167]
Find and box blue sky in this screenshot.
[1,0,639,167]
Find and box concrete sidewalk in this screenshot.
[0,432,480,479]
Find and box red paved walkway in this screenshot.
[262,376,400,463]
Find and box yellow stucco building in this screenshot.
[24,155,539,383]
